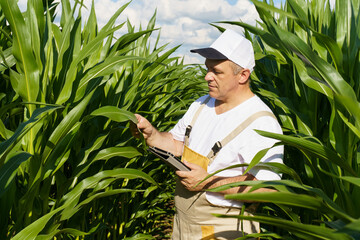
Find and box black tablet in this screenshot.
[148,146,190,171]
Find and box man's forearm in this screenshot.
[146,130,183,156]
[203,174,275,195]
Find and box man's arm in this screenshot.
[176,161,275,196]
[131,114,184,156]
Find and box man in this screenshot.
[132,29,283,239]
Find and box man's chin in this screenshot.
[208,92,217,99]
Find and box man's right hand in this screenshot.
[130,114,154,140]
[130,114,183,156]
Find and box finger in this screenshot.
[182,161,201,170]
[134,114,143,127]
[175,170,189,177]
[137,126,143,133]
[175,170,183,177]
[134,113,142,121]
[180,180,190,189]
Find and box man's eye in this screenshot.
[206,68,221,74]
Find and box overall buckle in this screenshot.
[185,125,192,137]
[211,141,222,155]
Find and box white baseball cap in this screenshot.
[190,29,255,72]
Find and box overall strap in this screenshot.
[206,111,277,163]
[184,96,212,146]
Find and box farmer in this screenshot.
[132,29,283,239]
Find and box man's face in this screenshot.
[204,59,240,102]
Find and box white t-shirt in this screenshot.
[170,94,284,207]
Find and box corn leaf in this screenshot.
[90,106,138,123]
[214,214,353,240]
[0,151,31,198]
[255,130,357,176]
[0,0,40,111]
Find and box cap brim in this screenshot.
[190,47,228,60]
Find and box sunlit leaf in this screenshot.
[91,106,138,123]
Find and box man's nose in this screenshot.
[205,72,213,81]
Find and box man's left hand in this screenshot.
[176,161,211,191]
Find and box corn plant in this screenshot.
[0,0,206,239]
[206,0,360,239]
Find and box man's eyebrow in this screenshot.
[212,66,221,71]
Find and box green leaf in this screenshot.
[339,176,360,188]
[271,21,360,126]
[77,134,109,166]
[0,47,16,72]
[92,146,142,161]
[35,224,100,240]
[12,207,64,240]
[0,119,13,140]
[26,0,44,70]
[0,106,61,165]
[0,0,40,113]
[43,90,95,163]
[312,32,343,72]
[43,122,81,179]
[253,0,301,21]
[243,146,272,175]
[255,130,357,176]
[115,29,158,51]
[337,218,360,239]
[73,55,143,103]
[91,106,138,123]
[59,168,156,218]
[256,162,303,184]
[0,151,32,198]
[225,191,325,210]
[214,214,353,240]
[60,188,142,221]
[56,23,125,104]
[75,146,143,180]
[123,234,154,240]
[290,56,333,98]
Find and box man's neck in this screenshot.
[215,90,255,115]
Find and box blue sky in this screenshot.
[18,0,286,64]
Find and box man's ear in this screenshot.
[238,69,251,84]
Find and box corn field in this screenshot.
[0,0,359,239]
[210,0,360,239]
[0,0,206,239]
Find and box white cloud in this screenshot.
[15,0,339,65]
[114,0,259,64]
[74,0,260,64]
[17,0,260,64]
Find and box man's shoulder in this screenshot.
[194,94,211,104]
[250,95,273,110]
[235,95,281,133]
[188,94,213,110]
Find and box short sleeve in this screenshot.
[169,95,210,142]
[240,117,283,180]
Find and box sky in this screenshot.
[16,0,333,64]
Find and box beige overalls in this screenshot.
[172,96,276,240]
